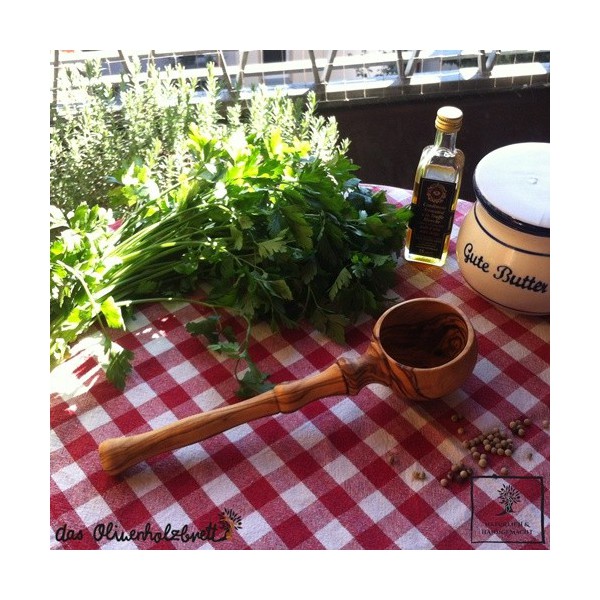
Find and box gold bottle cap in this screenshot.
[435,106,463,133]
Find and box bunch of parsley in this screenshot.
[50,85,410,395]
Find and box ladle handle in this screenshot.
[99,362,352,476]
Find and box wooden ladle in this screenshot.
[99,298,477,476]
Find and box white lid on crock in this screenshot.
[473,142,550,232]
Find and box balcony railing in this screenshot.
[50,49,550,109]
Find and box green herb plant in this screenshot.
[51,57,202,215]
[50,66,411,396]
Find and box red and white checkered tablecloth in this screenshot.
[50,186,550,550]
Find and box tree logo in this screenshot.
[470,475,545,545]
[496,483,522,515]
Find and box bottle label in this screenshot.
[409,177,457,259]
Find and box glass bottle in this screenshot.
[404,106,465,266]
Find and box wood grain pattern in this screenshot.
[99,363,348,476]
[99,298,477,476]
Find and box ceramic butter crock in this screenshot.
[455,142,549,315]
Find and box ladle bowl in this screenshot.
[99,298,477,476]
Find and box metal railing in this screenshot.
[50,50,550,109]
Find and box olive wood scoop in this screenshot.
[99,298,477,476]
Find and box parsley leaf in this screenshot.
[50,74,411,395]
[102,341,134,391]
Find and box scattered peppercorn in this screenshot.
[443,417,539,487]
[509,416,532,438]
[441,478,449,487]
